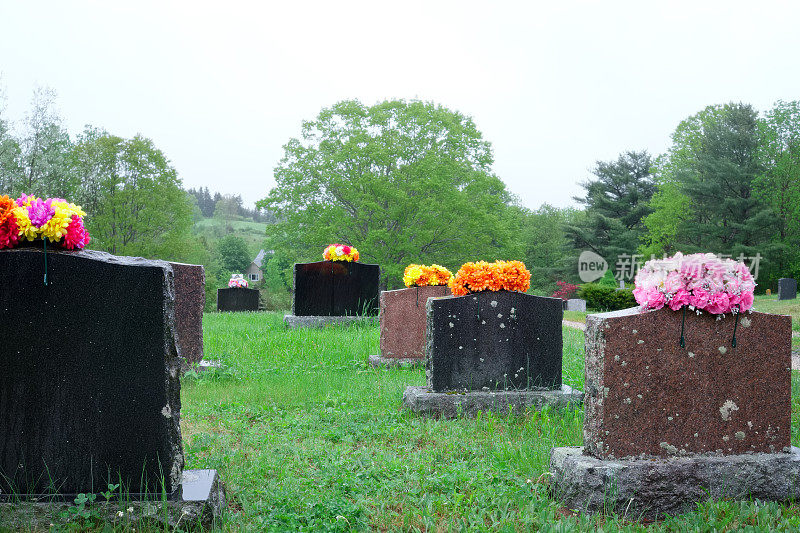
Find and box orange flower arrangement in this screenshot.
[448,260,531,296]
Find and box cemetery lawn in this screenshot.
[753,294,800,332]
[562,310,587,323]
[176,312,800,532]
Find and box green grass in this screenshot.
[562,310,587,324]
[173,312,800,531]
[193,216,270,256]
[753,294,800,332]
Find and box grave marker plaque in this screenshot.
[426,291,563,392]
[169,262,205,365]
[293,261,379,316]
[0,248,183,497]
[778,278,797,301]
[379,286,450,360]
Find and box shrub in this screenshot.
[552,280,579,300]
[578,283,637,311]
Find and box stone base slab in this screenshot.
[0,469,225,530]
[550,446,800,519]
[403,385,582,418]
[284,314,375,328]
[368,354,424,368]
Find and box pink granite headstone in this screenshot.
[584,306,791,459]
[170,262,205,366]
[379,286,451,361]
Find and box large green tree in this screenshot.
[71,128,195,260]
[755,100,800,279]
[258,99,520,288]
[565,150,655,279]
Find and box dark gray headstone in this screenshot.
[217,287,260,312]
[425,291,563,392]
[778,278,797,301]
[0,248,183,498]
[293,261,379,316]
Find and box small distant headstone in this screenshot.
[565,298,586,312]
[292,261,379,317]
[619,280,625,289]
[217,287,260,312]
[370,285,450,367]
[766,288,772,296]
[778,278,797,301]
[170,262,205,366]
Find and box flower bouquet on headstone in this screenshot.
[322,243,359,262]
[403,264,453,287]
[228,274,248,288]
[0,193,90,250]
[448,260,531,296]
[633,252,755,316]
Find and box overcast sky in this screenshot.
[1,1,799,210]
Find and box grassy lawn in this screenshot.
[171,312,800,531]
[562,310,588,324]
[753,294,800,332]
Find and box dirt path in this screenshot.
[562,320,586,331]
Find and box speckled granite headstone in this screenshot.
[426,291,563,392]
[293,261,379,316]
[584,306,791,459]
[380,286,451,360]
[0,248,183,497]
[217,287,260,312]
[778,278,797,301]
[169,262,205,365]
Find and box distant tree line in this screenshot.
[261,99,800,293]
[3,87,796,300]
[187,186,275,223]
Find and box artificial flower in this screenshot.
[403,264,453,287]
[323,243,359,262]
[449,260,531,296]
[633,253,756,315]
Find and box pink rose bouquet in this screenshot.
[633,252,755,315]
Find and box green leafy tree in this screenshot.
[71,129,195,260]
[18,87,75,197]
[217,234,251,274]
[0,85,23,194]
[258,99,520,288]
[755,100,800,279]
[565,150,655,279]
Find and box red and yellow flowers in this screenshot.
[449,260,531,296]
[0,194,91,250]
[403,264,453,287]
[323,244,359,262]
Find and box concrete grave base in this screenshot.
[368,354,424,368]
[284,314,375,328]
[550,446,800,520]
[403,385,582,418]
[0,469,225,530]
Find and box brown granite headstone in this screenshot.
[379,286,451,360]
[584,306,791,459]
[170,262,205,366]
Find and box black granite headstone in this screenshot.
[426,291,563,392]
[0,248,183,497]
[778,278,797,301]
[292,261,379,316]
[216,287,260,312]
